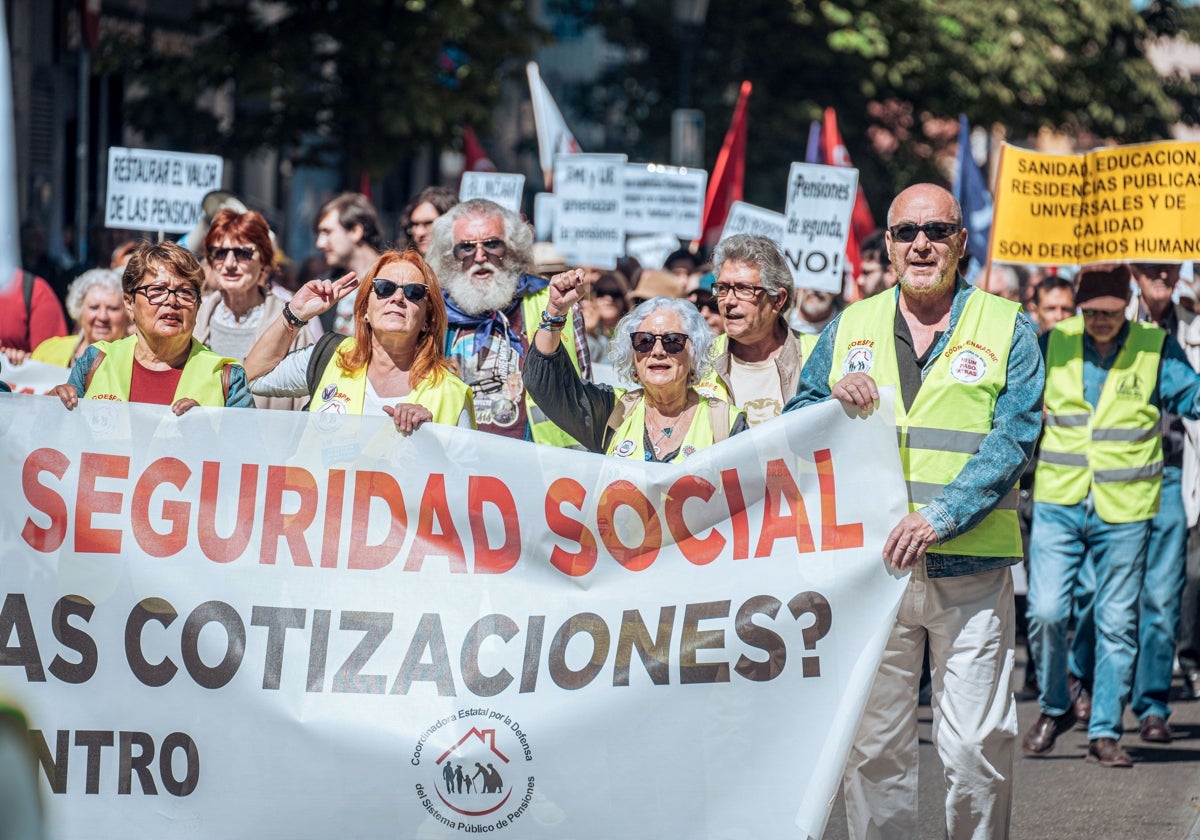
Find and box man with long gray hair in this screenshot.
[427,199,590,443]
[699,234,805,425]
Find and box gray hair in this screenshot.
[426,198,534,281]
[712,234,794,314]
[65,268,123,321]
[608,297,715,385]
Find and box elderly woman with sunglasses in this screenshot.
[194,209,318,410]
[52,241,254,413]
[525,269,745,462]
[243,250,473,432]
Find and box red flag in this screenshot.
[819,107,874,297]
[697,80,751,248]
[81,0,101,52]
[463,125,497,173]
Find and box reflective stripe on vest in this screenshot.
[85,336,232,406]
[309,336,472,425]
[1035,316,1164,523]
[829,288,1022,557]
[605,388,741,462]
[520,290,585,448]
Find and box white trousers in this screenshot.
[843,565,1017,840]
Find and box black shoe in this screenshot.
[1140,715,1173,743]
[1087,737,1133,768]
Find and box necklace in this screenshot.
[647,403,695,455]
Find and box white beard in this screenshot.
[445,262,522,315]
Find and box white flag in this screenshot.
[526,62,581,189]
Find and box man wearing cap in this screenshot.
[702,234,805,426]
[787,184,1043,839]
[426,198,590,443]
[1023,264,1200,768]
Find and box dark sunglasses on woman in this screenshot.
[372,278,429,302]
[630,331,689,354]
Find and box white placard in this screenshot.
[623,163,707,239]
[719,202,805,287]
[533,193,557,242]
[104,147,224,233]
[459,172,525,215]
[782,163,858,294]
[624,233,683,272]
[552,153,626,268]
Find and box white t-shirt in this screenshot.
[728,355,782,426]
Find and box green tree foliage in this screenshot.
[573,0,1198,214]
[95,0,542,181]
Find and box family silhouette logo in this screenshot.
[412,708,538,832]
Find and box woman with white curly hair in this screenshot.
[525,269,746,462]
[30,268,129,367]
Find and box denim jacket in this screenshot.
[785,280,1044,578]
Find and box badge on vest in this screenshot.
[842,344,874,376]
[614,439,636,457]
[1115,372,1146,400]
[949,349,986,383]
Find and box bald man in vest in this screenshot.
[786,183,1044,839]
[1023,264,1200,768]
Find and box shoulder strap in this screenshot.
[84,350,107,393]
[305,331,346,403]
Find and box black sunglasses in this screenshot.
[208,246,257,263]
[888,222,961,243]
[452,238,507,265]
[372,279,429,302]
[630,331,689,354]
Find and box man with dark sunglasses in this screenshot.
[1025,264,1200,769]
[786,183,1044,838]
[426,199,590,444]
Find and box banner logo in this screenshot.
[413,709,536,832]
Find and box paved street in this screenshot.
[821,659,1200,839]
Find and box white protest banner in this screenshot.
[553,153,626,268]
[623,163,707,239]
[459,172,525,216]
[105,148,224,233]
[1,357,68,394]
[0,392,909,840]
[719,201,806,287]
[782,163,858,294]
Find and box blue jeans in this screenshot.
[1027,499,1150,740]
[1069,549,1096,682]
[1132,467,1187,721]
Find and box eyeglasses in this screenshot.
[1081,308,1123,318]
[452,238,506,265]
[713,282,771,301]
[888,222,961,243]
[372,279,429,302]
[630,331,689,354]
[132,284,200,306]
[208,246,257,264]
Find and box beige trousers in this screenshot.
[843,565,1017,840]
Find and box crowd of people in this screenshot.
[4,180,1200,840]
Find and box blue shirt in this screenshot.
[785,280,1045,577]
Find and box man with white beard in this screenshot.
[427,199,591,443]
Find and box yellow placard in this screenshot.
[989,140,1200,266]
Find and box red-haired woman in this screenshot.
[244,250,473,432]
[195,208,318,409]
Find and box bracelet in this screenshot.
[540,309,567,332]
[281,303,309,329]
